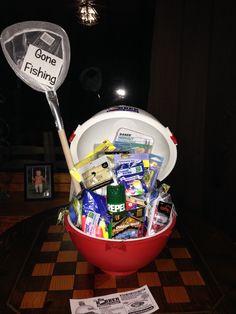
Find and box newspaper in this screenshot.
[70,285,159,314]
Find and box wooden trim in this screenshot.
[0,172,71,193]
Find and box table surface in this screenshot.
[0,206,235,313]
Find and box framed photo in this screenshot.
[24,163,54,200]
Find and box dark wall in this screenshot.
[148,0,236,241]
[0,0,155,146]
[205,0,236,240]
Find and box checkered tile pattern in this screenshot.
[8,220,222,313]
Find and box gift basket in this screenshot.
[63,105,178,276]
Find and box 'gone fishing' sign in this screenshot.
[21,43,63,87]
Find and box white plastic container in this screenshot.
[70,105,177,181]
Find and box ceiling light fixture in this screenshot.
[76,0,99,26]
[115,88,126,98]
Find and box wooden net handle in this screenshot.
[58,128,81,195]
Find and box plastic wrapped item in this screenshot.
[69,196,82,227]
[146,184,174,236]
[82,189,112,237]
[70,140,117,190]
[126,195,147,210]
[112,215,145,239]
[115,160,147,196]
[76,155,115,191]
[143,154,164,191]
[113,128,154,153]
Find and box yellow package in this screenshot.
[85,139,116,158]
[70,140,116,183]
[76,140,116,169]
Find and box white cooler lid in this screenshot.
[70,105,177,181]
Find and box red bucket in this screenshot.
[64,212,176,276]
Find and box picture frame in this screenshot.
[24,163,54,200]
